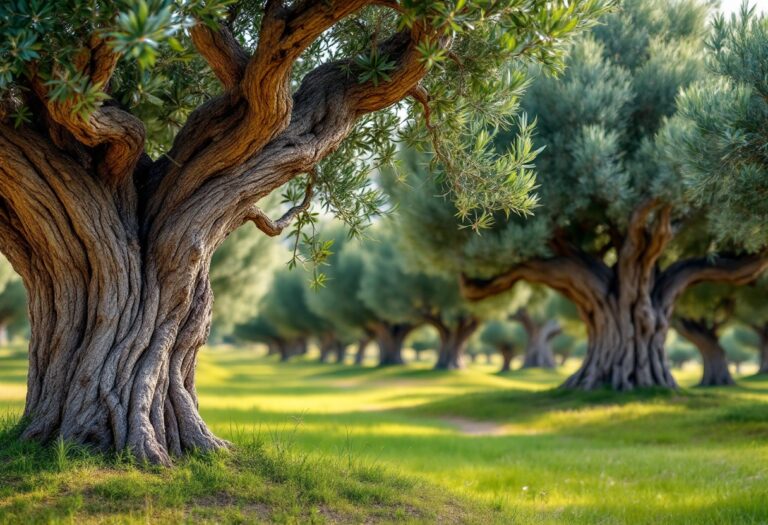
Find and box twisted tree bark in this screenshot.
[463,201,768,390]
[1,1,438,463]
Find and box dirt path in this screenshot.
[441,416,507,436]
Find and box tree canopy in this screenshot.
[392,0,768,390]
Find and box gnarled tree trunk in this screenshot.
[675,318,734,386]
[512,309,559,369]
[373,323,412,366]
[462,201,768,391]
[1,1,436,464]
[433,316,479,370]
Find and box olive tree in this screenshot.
[480,319,524,372]
[731,279,768,373]
[235,315,291,360]
[360,226,503,369]
[304,225,372,364]
[674,283,737,386]
[399,0,768,390]
[209,220,278,341]
[666,338,698,370]
[261,267,351,363]
[0,0,612,461]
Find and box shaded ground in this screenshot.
[1,344,768,523]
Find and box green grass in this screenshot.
[2,345,768,523]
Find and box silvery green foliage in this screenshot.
[0,0,613,235]
[390,0,715,278]
[303,229,381,339]
[664,5,768,253]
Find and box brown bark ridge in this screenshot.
[0,2,440,464]
[373,323,413,366]
[511,308,560,369]
[462,200,768,391]
[675,318,735,387]
[431,316,479,370]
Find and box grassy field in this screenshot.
[2,345,768,524]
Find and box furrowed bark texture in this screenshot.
[675,318,734,387]
[462,201,768,391]
[511,309,559,369]
[1,1,436,463]
[432,316,479,370]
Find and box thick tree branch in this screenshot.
[461,256,610,316]
[156,0,422,222]
[190,24,249,89]
[28,70,145,186]
[655,252,768,311]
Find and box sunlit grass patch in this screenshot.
[3,345,768,523]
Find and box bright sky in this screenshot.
[718,0,767,14]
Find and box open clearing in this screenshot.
[2,346,768,524]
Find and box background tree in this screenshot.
[235,315,291,361]
[480,320,524,372]
[395,0,768,390]
[209,221,278,341]
[674,282,738,386]
[408,327,439,363]
[360,226,512,369]
[722,328,754,375]
[666,335,699,370]
[551,332,578,367]
[304,224,373,364]
[508,288,571,368]
[729,279,768,373]
[261,267,353,364]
